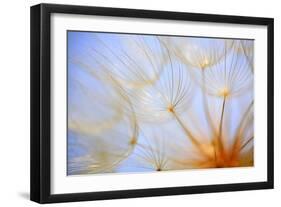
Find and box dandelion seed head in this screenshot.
[159,37,234,70]
[218,87,230,97]
[167,105,175,113]
[200,58,211,69]
[129,136,138,145]
[128,60,194,122]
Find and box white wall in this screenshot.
[0,0,279,206]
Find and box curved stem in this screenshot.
[201,70,217,136]
[217,96,227,152]
[232,100,253,152]
[230,100,253,160]
[172,111,212,158]
[240,136,254,151]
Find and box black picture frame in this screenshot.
[30,3,274,204]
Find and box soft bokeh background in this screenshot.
[68,31,253,175]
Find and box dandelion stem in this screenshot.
[172,112,198,145]
[201,70,217,136]
[229,101,253,161]
[217,96,226,152]
[232,100,253,152]
[172,112,211,158]
[240,136,254,151]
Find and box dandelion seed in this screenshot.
[76,34,169,89]
[234,40,254,72]
[67,65,139,174]
[218,87,230,97]
[195,40,253,98]
[129,136,138,145]
[167,105,175,113]
[160,37,233,70]
[129,131,171,172]
[127,55,194,122]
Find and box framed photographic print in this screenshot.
[30,3,274,203]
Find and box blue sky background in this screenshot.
[67,31,254,175]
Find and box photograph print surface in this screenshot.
[67,31,254,175]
